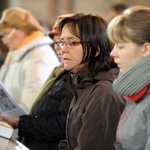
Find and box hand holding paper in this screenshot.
[0,114,19,128]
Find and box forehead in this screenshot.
[61,25,78,40]
[61,25,72,35]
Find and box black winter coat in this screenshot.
[18,70,73,150]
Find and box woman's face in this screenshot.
[2,28,26,51]
[110,42,144,73]
[60,25,83,72]
[53,34,62,61]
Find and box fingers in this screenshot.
[0,114,19,128]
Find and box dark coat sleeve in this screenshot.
[18,78,73,142]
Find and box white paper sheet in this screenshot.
[0,81,26,117]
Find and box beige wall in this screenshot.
[6,0,150,28]
[72,0,150,21]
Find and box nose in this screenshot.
[54,43,60,50]
[110,45,118,58]
[110,49,115,57]
[60,44,68,54]
[1,37,9,45]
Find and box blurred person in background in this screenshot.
[0,14,74,150]
[109,3,128,21]
[49,18,63,62]
[50,14,73,62]
[0,7,60,113]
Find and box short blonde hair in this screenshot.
[107,5,150,45]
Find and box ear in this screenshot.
[143,43,150,57]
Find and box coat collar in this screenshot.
[63,68,119,95]
[72,68,119,89]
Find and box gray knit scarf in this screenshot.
[113,56,150,96]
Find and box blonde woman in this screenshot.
[107,5,150,150]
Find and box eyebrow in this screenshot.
[60,37,79,41]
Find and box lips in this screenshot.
[63,57,71,61]
[114,61,121,68]
[116,63,121,69]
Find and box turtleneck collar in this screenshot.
[113,56,150,102]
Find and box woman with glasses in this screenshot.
[0,7,60,113]
[58,13,125,150]
[0,14,73,150]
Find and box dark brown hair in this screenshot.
[59,13,115,76]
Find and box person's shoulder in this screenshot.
[28,43,59,62]
[92,76,118,98]
[94,80,114,93]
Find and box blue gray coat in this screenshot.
[115,88,150,150]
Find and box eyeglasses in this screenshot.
[55,40,82,49]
